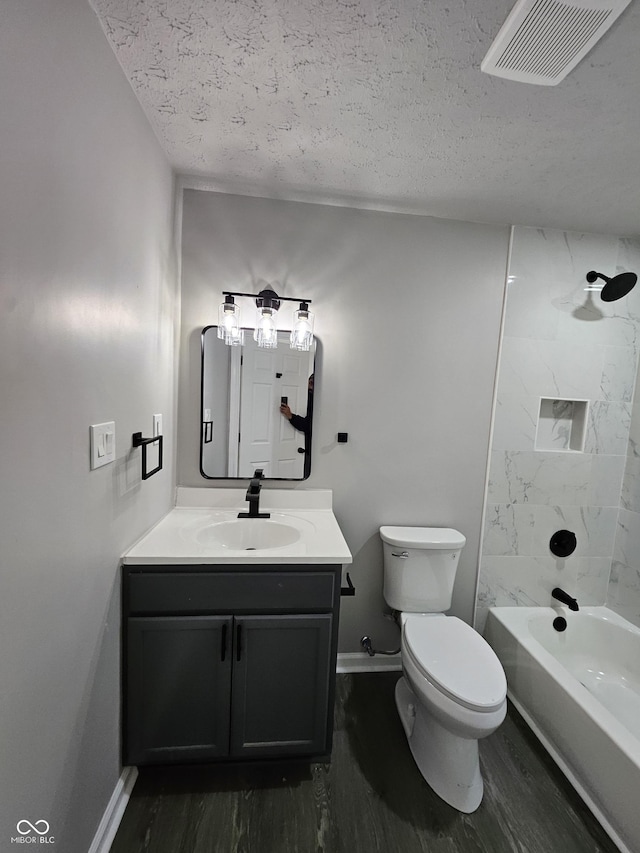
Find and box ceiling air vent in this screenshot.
[481,0,632,85]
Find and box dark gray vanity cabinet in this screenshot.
[126,614,233,764]
[123,565,341,766]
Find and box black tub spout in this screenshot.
[552,587,579,611]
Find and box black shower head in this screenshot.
[586,270,638,302]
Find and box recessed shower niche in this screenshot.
[535,398,588,452]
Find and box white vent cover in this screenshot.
[481,0,632,85]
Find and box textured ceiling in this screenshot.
[90,0,640,235]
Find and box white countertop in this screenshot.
[123,488,353,566]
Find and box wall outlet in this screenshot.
[153,414,163,437]
[90,422,116,469]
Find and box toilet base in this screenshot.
[395,676,484,813]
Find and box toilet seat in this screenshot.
[403,615,507,713]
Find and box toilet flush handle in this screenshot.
[391,551,409,558]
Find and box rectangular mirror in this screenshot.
[200,326,316,479]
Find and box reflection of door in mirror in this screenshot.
[200,327,316,480]
[235,342,309,477]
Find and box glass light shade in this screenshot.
[254,306,278,348]
[290,306,314,351]
[217,298,244,346]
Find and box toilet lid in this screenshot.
[403,616,507,712]
[380,526,466,550]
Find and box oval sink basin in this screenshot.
[196,519,303,551]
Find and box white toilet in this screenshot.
[380,525,507,813]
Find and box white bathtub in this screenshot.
[484,606,640,853]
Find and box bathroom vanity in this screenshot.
[121,488,352,767]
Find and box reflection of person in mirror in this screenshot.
[280,374,314,436]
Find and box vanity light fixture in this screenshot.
[290,302,315,351]
[219,287,314,350]
[217,294,244,346]
[253,287,280,349]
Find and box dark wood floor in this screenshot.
[110,673,618,853]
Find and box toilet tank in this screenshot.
[380,526,466,612]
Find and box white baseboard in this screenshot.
[88,765,138,853]
[337,652,402,673]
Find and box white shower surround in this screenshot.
[477,226,640,632]
[610,352,640,626]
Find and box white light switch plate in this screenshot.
[90,421,116,469]
[153,414,162,437]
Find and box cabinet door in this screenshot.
[230,614,333,758]
[126,615,232,765]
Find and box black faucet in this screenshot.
[552,587,579,611]
[238,468,270,519]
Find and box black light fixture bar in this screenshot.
[222,290,312,305]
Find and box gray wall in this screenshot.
[0,1,178,851]
[178,190,509,650]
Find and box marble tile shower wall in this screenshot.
[610,354,640,628]
[476,227,640,633]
